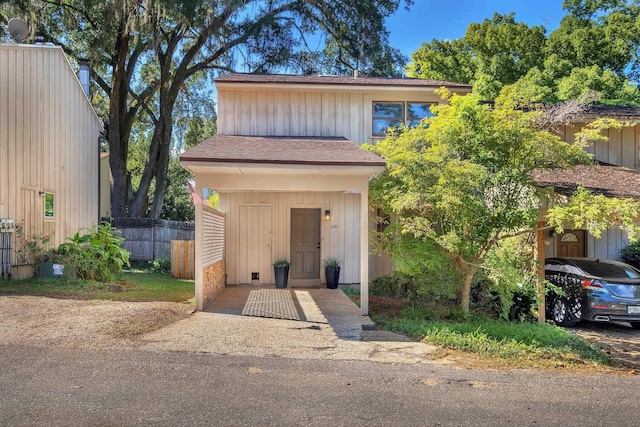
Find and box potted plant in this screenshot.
[323,257,341,289]
[273,260,290,288]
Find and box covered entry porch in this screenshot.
[180,135,386,315]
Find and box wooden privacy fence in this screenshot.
[171,240,195,279]
[105,217,194,261]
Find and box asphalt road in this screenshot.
[1,345,639,427]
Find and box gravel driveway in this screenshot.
[2,295,638,370]
[0,295,445,365]
[573,321,640,371]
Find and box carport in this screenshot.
[180,135,386,315]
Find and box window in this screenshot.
[373,102,434,136]
[44,192,54,218]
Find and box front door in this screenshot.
[290,209,321,279]
[556,229,586,258]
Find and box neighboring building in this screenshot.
[0,44,102,278]
[535,105,640,260]
[181,73,472,312]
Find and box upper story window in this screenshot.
[373,102,435,136]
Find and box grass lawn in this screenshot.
[359,294,614,371]
[0,265,194,303]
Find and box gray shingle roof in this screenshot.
[533,163,640,198]
[180,135,386,167]
[215,73,472,89]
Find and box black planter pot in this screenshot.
[325,267,340,289]
[274,266,289,288]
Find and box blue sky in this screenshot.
[387,0,566,57]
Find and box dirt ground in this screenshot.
[0,295,193,350]
[1,295,639,372]
[572,321,640,371]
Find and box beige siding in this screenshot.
[217,87,443,145]
[0,45,101,267]
[220,191,361,285]
[561,123,638,170]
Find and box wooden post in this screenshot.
[536,221,546,324]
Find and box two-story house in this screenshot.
[0,44,102,278]
[180,73,472,313]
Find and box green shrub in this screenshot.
[55,223,130,282]
[621,240,640,269]
[370,273,417,298]
[481,235,539,322]
[151,257,171,274]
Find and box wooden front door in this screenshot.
[290,209,321,280]
[556,229,586,258]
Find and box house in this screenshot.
[180,73,472,313]
[535,105,640,261]
[0,44,102,278]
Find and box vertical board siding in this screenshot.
[221,191,361,285]
[216,87,435,144]
[563,123,638,171]
[0,45,101,269]
[622,126,636,169]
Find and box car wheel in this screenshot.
[552,297,580,327]
[630,322,640,330]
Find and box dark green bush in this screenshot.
[370,273,418,298]
[621,240,640,269]
[151,257,171,274]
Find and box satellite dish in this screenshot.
[7,18,29,43]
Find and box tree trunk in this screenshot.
[108,30,133,218]
[460,265,477,313]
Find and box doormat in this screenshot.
[241,289,302,321]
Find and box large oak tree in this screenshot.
[2,0,410,218]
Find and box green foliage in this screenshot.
[0,270,194,302]
[151,257,171,274]
[407,13,546,99]
[272,259,290,267]
[482,235,539,321]
[620,240,640,268]
[368,90,593,311]
[557,65,640,102]
[13,223,54,271]
[375,315,610,367]
[406,4,640,103]
[377,236,459,300]
[547,186,640,241]
[322,257,341,269]
[370,273,419,299]
[56,223,131,282]
[406,38,474,84]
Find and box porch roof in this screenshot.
[533,162,640,198]
[180,135,386,167]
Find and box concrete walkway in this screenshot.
[137,287,444,365]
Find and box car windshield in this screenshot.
[569,260,640,279]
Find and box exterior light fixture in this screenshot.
[38,191,46,197]
[324,210,331,221]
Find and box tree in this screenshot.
[407,13,546,100]
[406,4,640,103]
[369,90,615,313]
[2,0,411,218]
